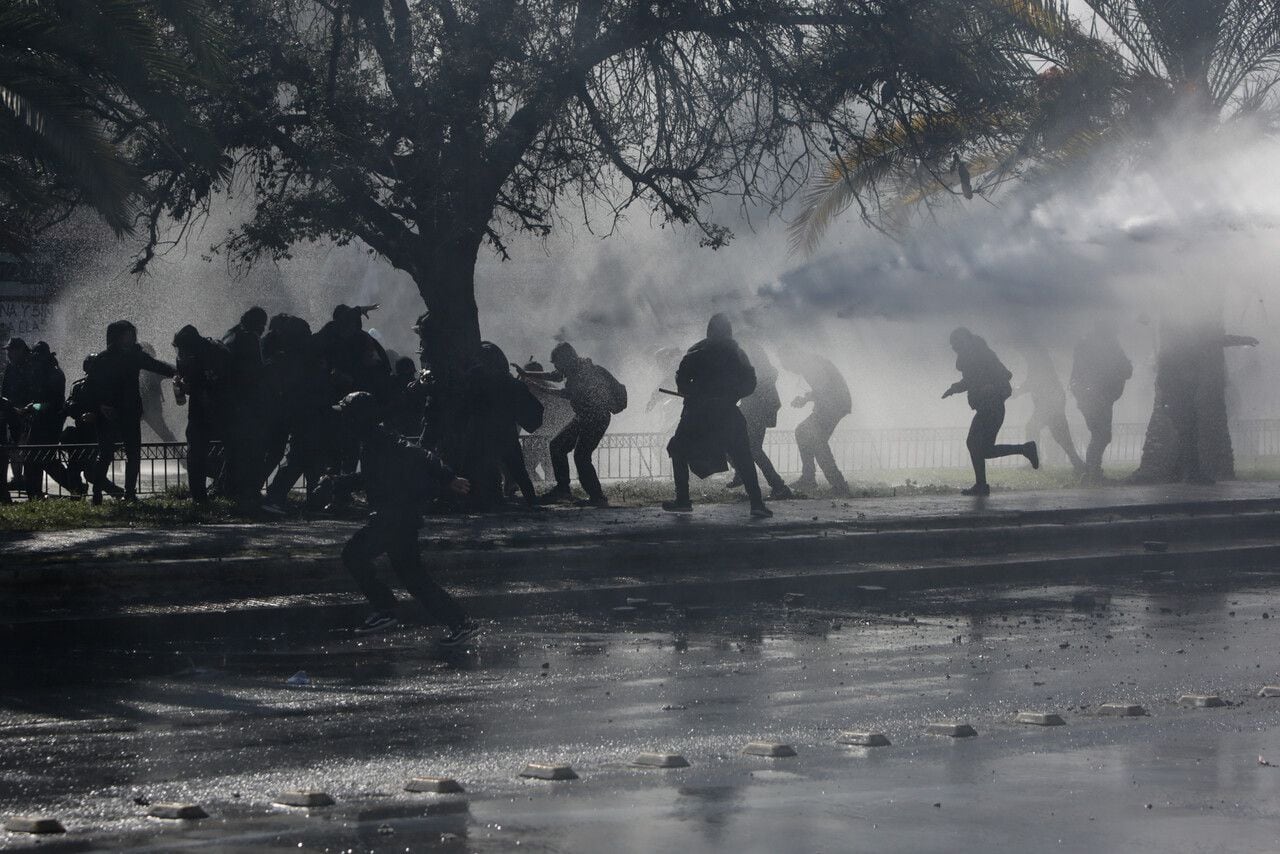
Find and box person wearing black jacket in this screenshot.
[463,342,543,509]
[664,314,771,518]
[85,320,176,503]
[1,338,33,498]
[730,339,792,500]
[221,307,268,502]
[21,343,80,497]
[173,325,232,503]
[943,327,1038,496]
[323,391,478,641]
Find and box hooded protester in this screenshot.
[322,391,479,643]
[1070,323,1133,482]
[730,339,792,500]
[85,320,176,503]
[519,341,626,507]
[943,327,1038,496]
[463,342,543,509]
[663,314,771,518]
[173,324,232,503]
[778,348,853,498]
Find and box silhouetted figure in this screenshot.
[520,342,626,508]
[464,343,543,509]
[518,359,573,485]
[778,348,852,497]
[1,337,33,498]
[663,314,771,518]
[59,358,99,495]
[173,325,232,504]
[138,342,178,443]
[728,339,791,499]
[221,306,268,503]
[85,320,176,503]
[21,343,78,497]
[1017,344,1084,472]
[262,315,334,512]
[943,327,1037,496]
[389,356,423,437]
[1070,323,1132,482]
[323,391,478,642]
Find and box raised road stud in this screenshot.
[1098,703,1147,717]
[926,723,978,738]
[632,752,690,769]
[274,791,335,808]
[1179,694,1225,708]
[4,817,64,835]
[1015,712,1066,727]
[1258,686,1280,698]
[836,732,891,747]
[742,742,797,758]
[518,763,579,781]
[404,777,465,794]
[148,803,208,820]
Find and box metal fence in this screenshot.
[6,419,1280,497]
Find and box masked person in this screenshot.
[943,327,1038,496]
[323,391,479,642]
[173,325,232,504]
[1070,323,1133,483]
[1017,344,1084,472]
[778,348,853,498]
[663,314,771,518]
[728,339,792,500]
[518,342,626,508]
[85,321,176,503]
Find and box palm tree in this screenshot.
[0,0,225,252]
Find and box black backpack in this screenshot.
[597,366,628,414]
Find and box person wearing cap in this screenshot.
[1,337,33,498]
[173,325,233,504]
[322,391,478,642]
[943,327,1039,496]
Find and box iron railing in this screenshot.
[5,419,1280,497]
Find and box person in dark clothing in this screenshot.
[663,314,772,518]
[1017,344,1084,472]
[221,307,268,502]
[518,342,625,508]
[315,304,392,400]
[943,327,1038,496]
[173,325,232,503]
[463,343,543,509]
[138,342,178,443]
[85,320,176,503]
[518,359,574,486]
[1071,323,1133,483]
[778,349,853,497]
[261,314,337,512]
[1,337,33,496]
[58,358,99,495]
[21,343,80,497]
[323,391,478,642]
[389,356,424,437]
[727,339,792,499]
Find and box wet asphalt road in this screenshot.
[3,569,1280,852]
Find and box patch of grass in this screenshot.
[0,493,239,532]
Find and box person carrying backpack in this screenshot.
[517,341,625,508]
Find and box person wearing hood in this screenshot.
[173,325,232,504]
[943,327,1038,496]
[663,314,771,518]
[518,341,626,508]
[730,339,792,500]
[322,391,478,642]
[463,342,543,509]
[85,320,176,503]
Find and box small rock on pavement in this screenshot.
[1258,686,1280,698]
[519,763,579,781]
[148,803,208,820]
[4,817,64,835]
[632,752,690,768]
[1098,703,1147,717]
[742,741,797,758]
[404,777,465,794]
[1015,712,1066,727]
[1179,694,1226,708]
[926,723,978,738]
[274,791,335,808]
[836,732,891,747]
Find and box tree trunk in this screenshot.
[1131,313,1234,484]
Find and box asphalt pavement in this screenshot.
[2,567,1279,852]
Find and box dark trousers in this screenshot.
[967,402,1025,486]
[503,439,536,505]
[266,420,329,505]
[92,414,142,497]
[550,414,609,501]
[224,408,265,501]
[22,418,76,496]
[795,409,849,490]
[743,411,787,492]
[185,419,216,502]
[1080,400,1116,472]
[672,409,764,507]
[342,512,466,627]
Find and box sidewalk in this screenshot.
[3,481,1280,637]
